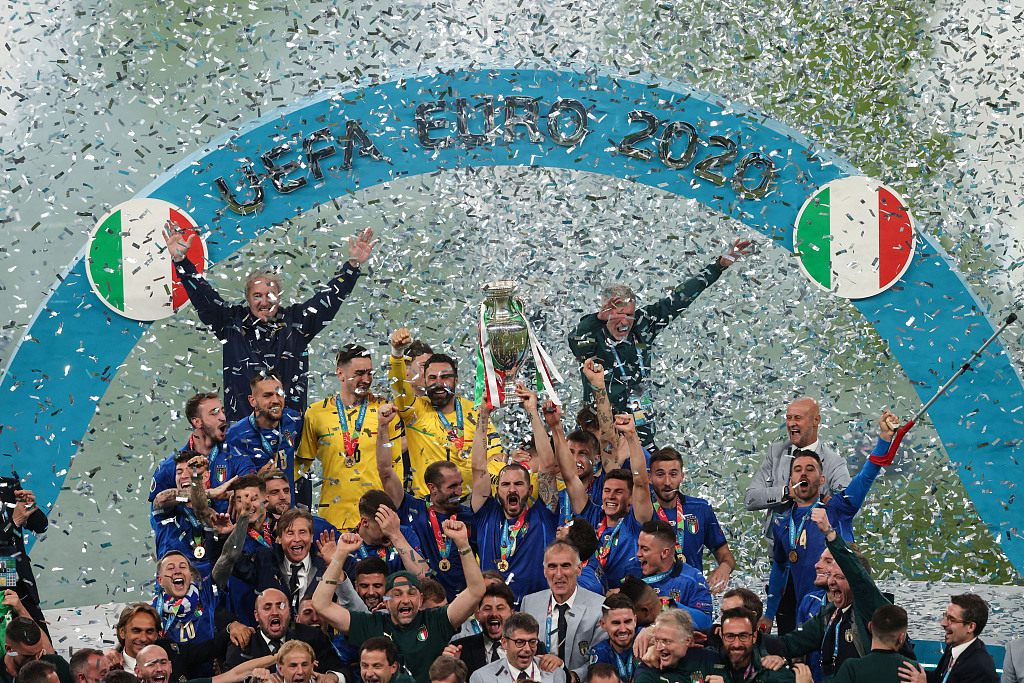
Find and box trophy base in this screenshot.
[503,393,524,406]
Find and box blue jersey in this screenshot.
[154,577,217,676]
[207,449,258,514]
[796,589,826,683]
[473,496,558,602]
[765,446,885,621]
[221,531,272,627]
[581,502,642,589]
[342,526,422,577]
[152,504,212,577]
[149,440,227,503]
[589,639,638,683]
[644,561,713,629]
[651,494,727,573]
[224,410,303,497]
[579,557,607,595]
[399,493,475,602]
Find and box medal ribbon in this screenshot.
[247,414,281,462]
[596,516,622,568]
[653,495,685,556]
[614,649,634,682]
[247,527,273,548]
[336,396,368,457]
[186,435,219,463]
[356,543,396,563]
[427,504,453,563]
[499,507,529,565]
[559,489,573,526]
[821,608,842,667]
[788,497,822,560]
[641,568,672,585]
[545,596,567,655]
[435,400,465,451]
[178,505,205,553]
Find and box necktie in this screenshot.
[490,642,500,663]
[269,638,283,653]
[556,603,569,662]
[289,562,303,600]
[517,671,529,681]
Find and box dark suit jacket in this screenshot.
[452,632,549,675]
[927,640,999,683]
[223,622,345,674]
[233,547,328,611]
[157,633,233,683]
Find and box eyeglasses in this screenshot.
[651,637,684,647]
[721,632,754,643]
[941,613,970,625]
[506,638,539,649]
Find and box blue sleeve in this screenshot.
[765,527,788,620]
[680,581,713,630]
[174,257,235,339]
[839,439,888,509]
[289,264,361,340]
[401,525,422,554]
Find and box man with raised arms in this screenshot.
[762,411,898,634]
[312,520,485,683]
[297,344,404,531]
[552,407,653,590]
[568,239,751,447]
[471,387,560,600]
[377,403,475,602]
[648,447,735,593]
[388,328,502,495]
[163,226,377,422]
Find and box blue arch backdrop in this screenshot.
[2,65,1021,570]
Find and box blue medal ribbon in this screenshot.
[606,333,647,381]
[788,496,822,560]
[435,400,465,450]
[641,568,672,585]
[247,414,280,462]
[614,650,634,682]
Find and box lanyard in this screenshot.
[941,654,956,683]
[822,609,842,665]
[500,507,530,564]
[653,495,685,556]
[178,506,205,550]
[789,497,822,555]
[545,597,567,656]
[559,490,573,526]
[596,517,622,567]
[606,332,646,381]
[337,396,368,457]
[248,415,279,458]
[155,591,186,634]
[427,504,453,562]
[247,527,273,548]
[436,401,465,450]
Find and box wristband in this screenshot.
[459,547,472,556]
[324,580,339,585]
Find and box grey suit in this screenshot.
[1003,637,1024,683]
[520,587,608,681]
[469,658,567,683]
[743,440,851,536]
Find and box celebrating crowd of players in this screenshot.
[2,228,1013,683]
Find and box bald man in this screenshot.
[742,397,851,634]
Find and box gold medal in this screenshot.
[789,550,798,563]
[497,560,509,572]
[439,558,451,572]
[194,546,206,559]
[345,456,355,468]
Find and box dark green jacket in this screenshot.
[832,649,916,683]
[718,647,797,683]
[633,649,724,683]
[779,535,891,664]
[568,261,724,412]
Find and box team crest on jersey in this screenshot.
[216,465,227,480]
[417,625,428,641]
[685,515,698,535]
[150,479,157,493]
[579,642,589,656]
[670,590,681,600]
[589,651,598,665]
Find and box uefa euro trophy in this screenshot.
[480,281,530,405]
[476,281,564,409]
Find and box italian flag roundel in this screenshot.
[793,176,916,300]
[87,198,207,321]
